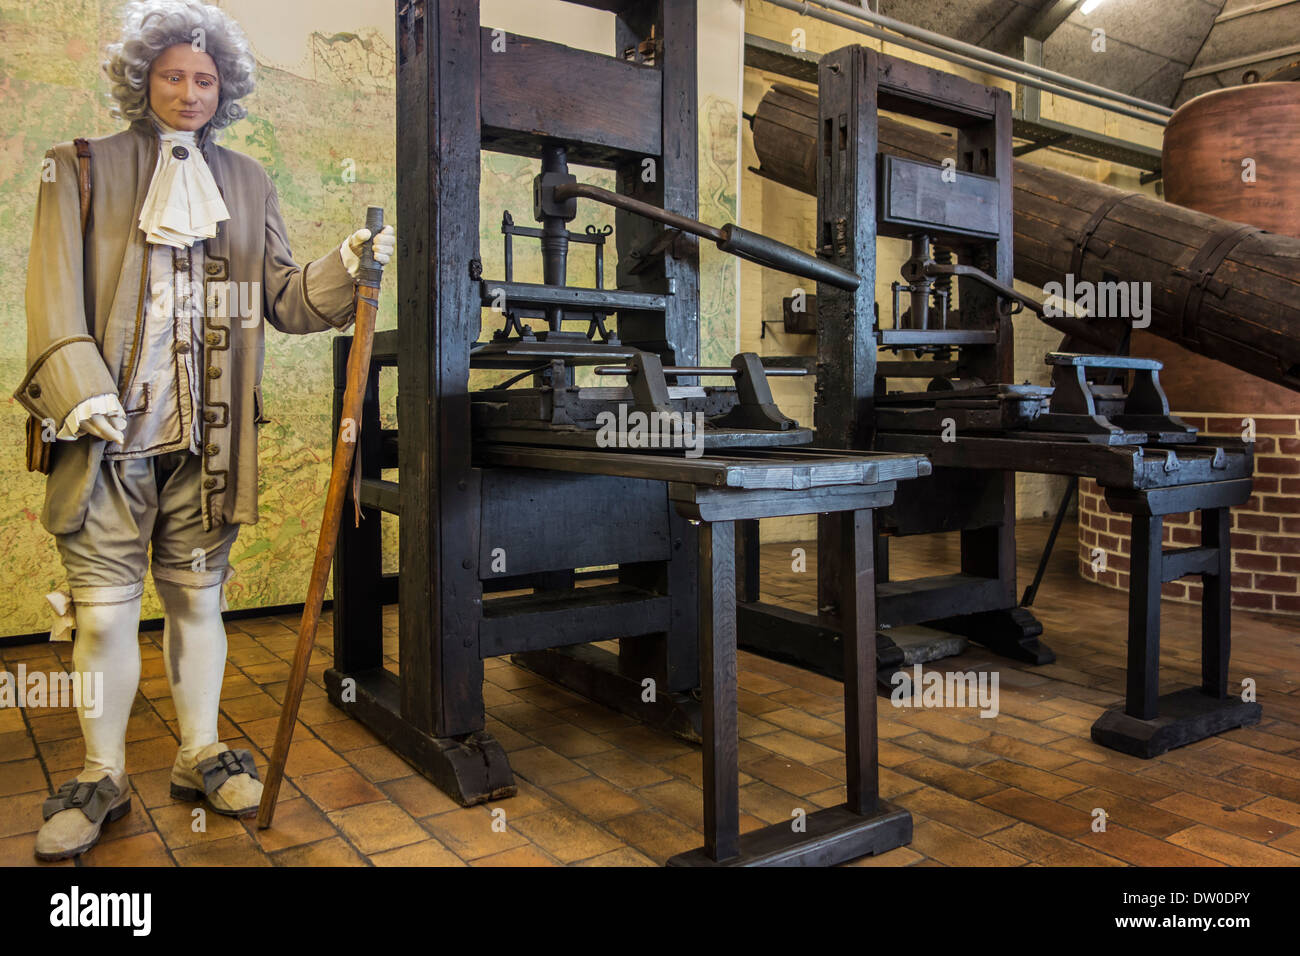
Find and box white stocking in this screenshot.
[70,586,144,780]
[154,578,227,768]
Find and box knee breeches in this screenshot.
[49,449,240,629]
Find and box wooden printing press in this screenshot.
[325,0,929,867]
[734,46,1261,759]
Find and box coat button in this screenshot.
[206,263,221,275]
[175,257,190,271]
[205,331,221,345]
[27,383,41,399]
[205,443,220,456]
[204,410,218,423]
[207,367,221,379]
[172,145,189,160]
[175,341,191,354]
[203,477,217,489]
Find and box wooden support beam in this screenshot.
[480,585,672,656]
[396,0,485,739]
[480,30,662,165]
[1161,546,1220,582]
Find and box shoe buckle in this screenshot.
[66,781,97,809]
[216,750,244,776]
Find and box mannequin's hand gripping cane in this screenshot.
[258,207,385,829]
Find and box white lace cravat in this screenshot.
[138,109,230,248]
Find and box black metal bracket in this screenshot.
[708,352,797,432]
[494,209,617,343]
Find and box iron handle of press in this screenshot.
[921,260,1114,351]
[551,182,860,292]
[920,261,1044,317]
[713,224,859,291]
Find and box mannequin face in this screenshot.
[148,43,220,132]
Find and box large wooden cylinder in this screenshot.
[750,84,1300,396]
[1131,83,1300,408]
[1163,83,1300,236]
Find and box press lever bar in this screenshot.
[551,182,861,292]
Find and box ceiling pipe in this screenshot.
[761,0,1173,125]
[799,0,1173,116]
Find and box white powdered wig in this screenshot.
[104,0,256,136]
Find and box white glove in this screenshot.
[340,225,396,279]
[61,393,126,444]
[82,413,126,444]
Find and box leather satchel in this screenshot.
[26,137,92,474]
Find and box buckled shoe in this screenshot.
[170,742,262,817]
[34,770,132,861]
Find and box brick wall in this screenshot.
[1078,414,1300,616]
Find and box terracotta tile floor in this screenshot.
[3,518,1298,867]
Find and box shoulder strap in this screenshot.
[73,138,92,236]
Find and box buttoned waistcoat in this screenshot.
[15,120,357,534]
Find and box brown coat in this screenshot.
[14,121,357,534]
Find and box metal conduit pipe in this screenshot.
[761,0,1173,125]
[807,0,1175,116]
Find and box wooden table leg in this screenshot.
[1093,498,1261,759]
[1126,514,1162,721]
[840,509,879,815]
[700,520,739,862]
[670,509,911,867]
[1201,507,1231,699]
[737,519,761,604]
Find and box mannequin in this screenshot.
[16,0,395,861]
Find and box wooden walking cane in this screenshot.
[258,206,385,828]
